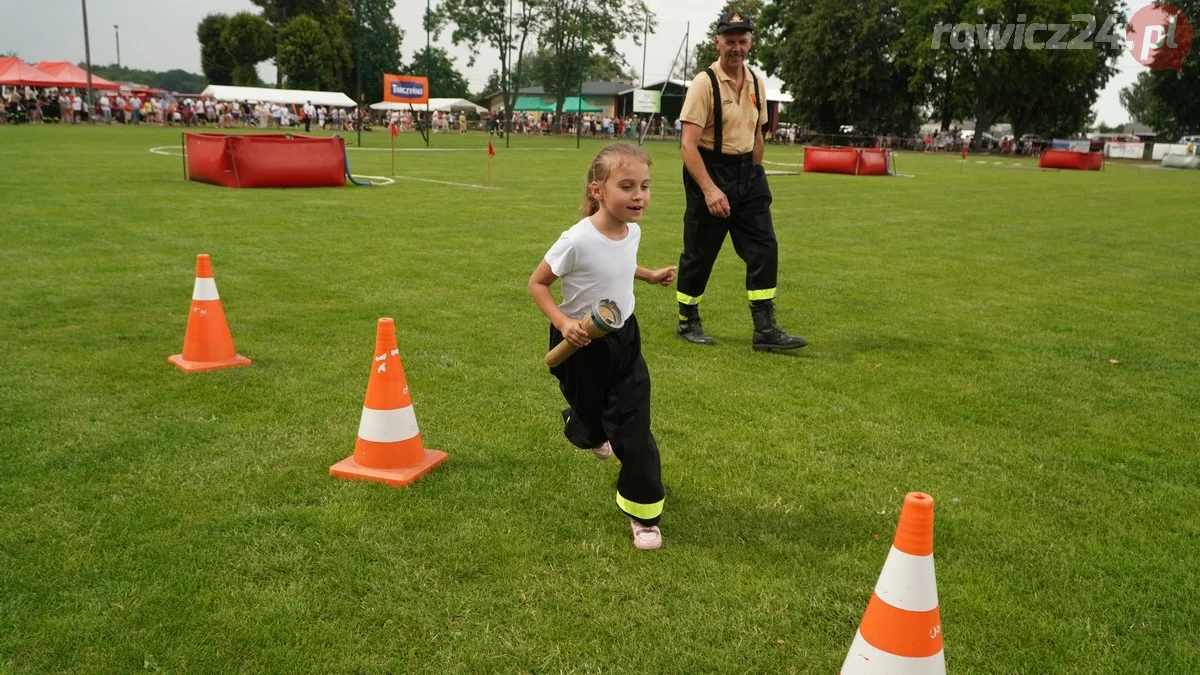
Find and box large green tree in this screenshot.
[276,14,334,90]
[1118,0,1200,140]
[403,47,472,99]
[247,0,329,85]
[248,0,328,28]
[197,13,235,85]
[525,47,633,101]
[769,0,918,134]
[220,12,274,86]
[895,0,972,132]
[324,0,358,97]
[438,0,539,135]
[354,0,404,103]
[533,0,652,116]
[895,0,1123,141]
[768,0,1122,138]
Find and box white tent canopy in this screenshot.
[199,84,355,107]
[369,98,486,114]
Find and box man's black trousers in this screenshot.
[677,149,779,306]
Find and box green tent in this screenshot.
[512,96,553,112]
[560,96,603,113]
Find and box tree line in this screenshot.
[196,0,1195,140]
[197,0,648,116]
[74,63,207,94]
[198,0,404,103]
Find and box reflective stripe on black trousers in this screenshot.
[677,150,779,301]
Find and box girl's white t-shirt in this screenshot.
[544,217,639,320]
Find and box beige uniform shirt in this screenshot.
[679,61,768,155]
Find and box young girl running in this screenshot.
[528,143,677,551]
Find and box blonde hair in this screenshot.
[580,143,653,217]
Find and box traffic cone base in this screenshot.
[329,448,447,487]
[168,353,252,373]
[843,630,946,675]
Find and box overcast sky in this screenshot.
[1,0,1145,126]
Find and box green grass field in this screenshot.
[1,124,1198,672]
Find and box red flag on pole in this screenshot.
[488,140,495,157]
[390,122,398,137]
[961,146,968,159]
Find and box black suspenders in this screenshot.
[705,66,761,156]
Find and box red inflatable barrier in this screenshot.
[184,133,347,188]
[857,149,889,176]
[1038,149,1103,171]
[804,146,858,174]
[803,146,891,176]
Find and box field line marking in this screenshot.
[392,174,499,190]
[351,174,396,186]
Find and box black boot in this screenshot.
[751,300,807,351]
[676,303,716,345]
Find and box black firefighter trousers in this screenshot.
[548,315,664,526]
[677,149,780,307]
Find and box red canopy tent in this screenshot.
[33,61,120,90]
[0,59,71,87]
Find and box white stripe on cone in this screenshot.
[192,277,220,301]
[841,630,946,675]
[357,405,420,443]
[874,547,939,612]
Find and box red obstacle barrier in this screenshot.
[184,133,347,188]
[803,146,891,176]
[1038,149,1103,171]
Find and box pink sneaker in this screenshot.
[630,518,662,551]
[590,441,613,460]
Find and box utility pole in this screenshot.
[506,0,514,148]
[576,7,586,150]
[354,0,363,148]
[685,22,690,76]
[81,0,94,122]
[641,12,647,88]
[114,25,120,68]
[425,0,432,147]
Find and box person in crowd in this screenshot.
[303,100,315,133]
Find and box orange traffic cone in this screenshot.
[841,492,944,674]
[168,254,252,373]
[329,318,447,487]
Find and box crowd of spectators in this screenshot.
[1,86,363,131]
[3,87,1060,158]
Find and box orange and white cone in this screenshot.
[842,492,944,674]
[168,254,252,373]
[329,318,447,487]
